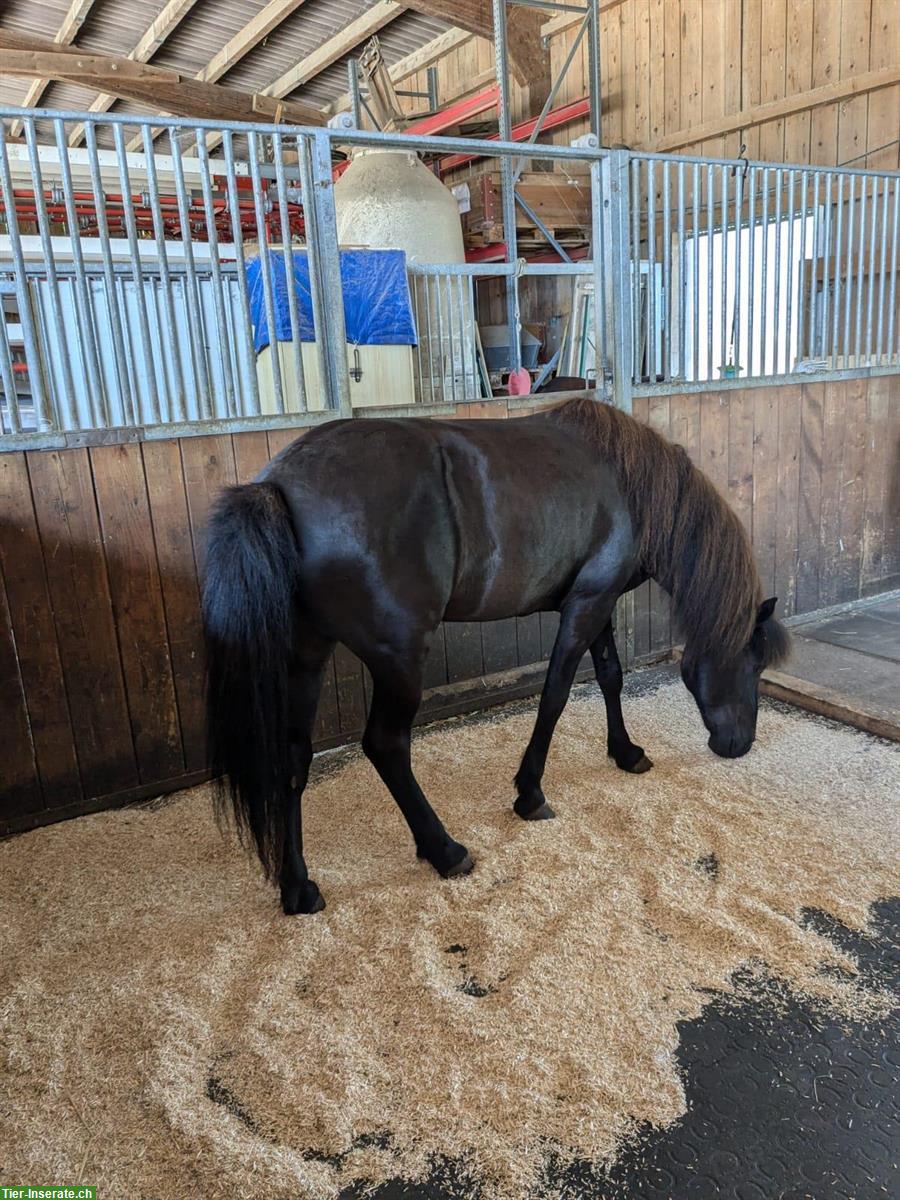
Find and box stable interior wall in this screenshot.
[2,374,898,836]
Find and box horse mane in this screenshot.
[545,396,789,663]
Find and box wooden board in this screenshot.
[0,451,81,811]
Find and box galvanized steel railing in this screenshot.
[1,106,898,442]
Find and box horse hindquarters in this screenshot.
[202,481,330,914]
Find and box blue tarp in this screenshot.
[246,248,417,351]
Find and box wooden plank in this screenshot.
[444,622,485,683]
[0,574,41,822]
[179,434,237,578]
[837,0,872,166]
[699,0,723,158]
[27,447,138,799]
[266,427,305,459]
[809,0,841,166]
[722,0,743,159]
[758,0,786,164]
[836,374,867,603]
[404,0,549,87]
[783,0,813,165]
[761,669,899,743]
[540,0,628,38]
[8,0,98,134]
[633,0,651,151]
[515,613,542,666]
[773,384,802,618]
[90,443,183,784]
[647,0,666,146]
[817,379,845,609]
[604,4,623,146]
[333,644,367,738]
[142,438,207,773]
[727,386,755,541]
[859,374,892,590]
[232,430,271,484]
[866,0,900,169]
[619,0,636,148]
[663,0,681,138]
[481,617,519,676]
[750,387,779,599]
[652,66,900,154]
[0,452,81,810]
[741,0,763,160]
[698,391,730,494]
[795,382,824,615]
[67,0,200,144]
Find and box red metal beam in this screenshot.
[440,96,591,172]
[405,84,499,136]
[464,241,589,265]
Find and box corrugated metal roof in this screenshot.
[1,0,449,133]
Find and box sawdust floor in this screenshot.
[1,672,898,1199]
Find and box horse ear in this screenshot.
[757,596,777,624]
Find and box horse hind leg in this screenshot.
[280,637,333,915]
[362,649,473,879]
[590,622,652,774]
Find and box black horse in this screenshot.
[202,397,789,914]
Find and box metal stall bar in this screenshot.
[772,168,782,374]
[720,165,728,375]
[222,130,261,416]
[22,118,79,429]
[247,129,285,414]
[631,157,642,382]
[785,168,795,372]
[692,160,700,380]
[759,165,769,376]
[746,165,756,375]
[865,173,879,361]
[819,172,832,360]
[82,121,134,426]
[0,125,52,430]
[677,160,686,380]
[112,122,162,425]
[587,0,602,142]
[141,122,186,422]
[887,179,899,363]
[599,150,633,410]
[854,173,867,363]
[646,159,657,383]
[832,172,845,363]
[195,129,238,418]
[843,174,856,364]
[273,131,308,412]
[307,129,351,415]
[662,159,671,379]
[492,0,522,375]
[796,170,809,362]
[807,170,821,360]
[52,117,109,428]
[0,307,21,434]
[732,162,743,375]
[168,125,213,420]
[875,175,889,363]
[706,163,714,379]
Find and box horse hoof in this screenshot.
[442,852,475,878]
[281,881,326,915]
[620,753,653,774]
[514,793,556,820]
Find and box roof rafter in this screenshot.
[328,26,474,115]
[9,0,97,136]
[124,0,310,153]
[67,0,202,146]
[200,0,405,153]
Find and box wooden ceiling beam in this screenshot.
[66,0,201,145]
[0,32,326,128]
[123,0,310,152]
[8,0,98,135]
[199,0,405,153]
[400,1,547,85]
[540,0,627,40]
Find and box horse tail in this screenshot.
[201,481,299,880]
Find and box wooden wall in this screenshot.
[2,375,898,836]
[402,1,899,171]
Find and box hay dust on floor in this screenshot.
[1,679,898,1199]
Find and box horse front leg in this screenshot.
[589,622,652,774]
[514,601,612,820]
